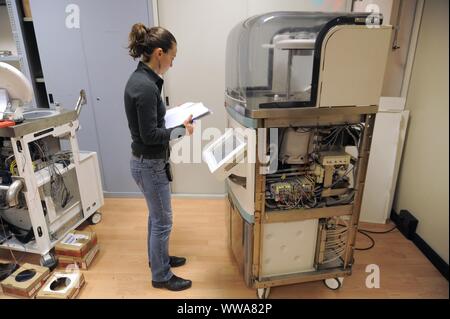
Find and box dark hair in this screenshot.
[128,23,176,62]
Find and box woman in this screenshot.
[124,23,193,291]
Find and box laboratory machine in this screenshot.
[203,11,392,298]
[0,62,104,268]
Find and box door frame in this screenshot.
[151,0,159,25]
[400,0,424,98]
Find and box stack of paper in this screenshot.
[165,102,211,129]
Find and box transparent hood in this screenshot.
[225,11,375,109]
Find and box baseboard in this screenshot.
[103,192,143,198]
[390,209,449,280]
[171,193,227,199]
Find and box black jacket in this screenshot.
[124,62,174,159]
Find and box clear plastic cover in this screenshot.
[225,12,362,109]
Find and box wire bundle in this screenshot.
[323,219,349,264]
[265,176,316,210]
[36,142,73,209]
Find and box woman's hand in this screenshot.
[183,114,194,136]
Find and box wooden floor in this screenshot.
[1,198,448,299]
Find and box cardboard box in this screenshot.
[58,244,100,270]
[1,263,50,298]
[35,272,85,299]
[55,230,97,258]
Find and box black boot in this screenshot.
[169,256,186,267]
[152,275,192,291]
[149,256,186,268]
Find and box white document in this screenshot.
[165,102,211,129]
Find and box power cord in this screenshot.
[355,225,397,251]
[0,218,23,281]
[355,230,375,251]
[359,226,397,234]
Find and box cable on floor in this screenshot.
[355,225,397,251]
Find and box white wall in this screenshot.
[158,0,350,195]
[393,0,449,263]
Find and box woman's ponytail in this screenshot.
[128,23,176,62]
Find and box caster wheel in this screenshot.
[256,287,271,299]
[90,212,102,225]
[323,277,344,290]
[40,252,58,271]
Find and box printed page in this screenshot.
[165,102,211,129]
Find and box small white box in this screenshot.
[320,151,351,166]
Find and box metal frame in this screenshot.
[400,0,424,98]
[227,106,377,293]
[0,113,104,257]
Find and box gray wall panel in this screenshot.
[29,0,153,194]
[29,0,105,184]
[79,0,151,194]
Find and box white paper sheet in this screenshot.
[165,102,211,129]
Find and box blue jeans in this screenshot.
[130,156,173,282]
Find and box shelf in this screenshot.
[0,55,20,62]
[0,236,40,254]
[35,162,76,187]
[265,204,353,223]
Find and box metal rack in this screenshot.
[4,0,48,108]
[0,110,103,265]
[230,106,377,298]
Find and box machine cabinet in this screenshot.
[225,108,376,297]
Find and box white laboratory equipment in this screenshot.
[203,12,392,298]
[0,62,104,268]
